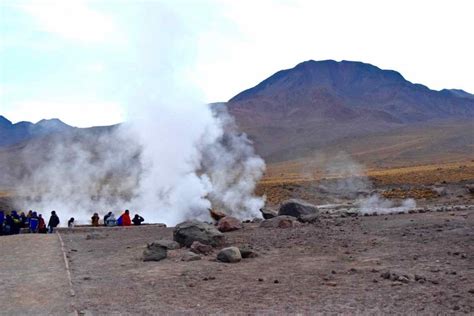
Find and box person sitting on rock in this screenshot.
[118,210,131,226]
[105,213,117,227]
[103,211,112,226]
[91,213,100,227]
[132,214,144,226]
[68,217,75,228]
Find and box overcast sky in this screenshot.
[1,0,473,127]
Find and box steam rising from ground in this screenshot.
[320,153,416,214]
[11,105,265,225]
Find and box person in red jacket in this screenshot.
[118,210,131,226]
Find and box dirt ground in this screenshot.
[53,206,474,315]
[0,234,75,315]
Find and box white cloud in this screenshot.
[18,0,117,43]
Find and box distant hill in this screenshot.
[226,60,474,163]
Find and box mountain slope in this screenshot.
[227,60,474,162]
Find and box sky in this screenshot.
[0,0,473,127]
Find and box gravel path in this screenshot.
[0,234,76,315]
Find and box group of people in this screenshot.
[68,210,145,228]
[0,210,60,235]
[0,209,145,236]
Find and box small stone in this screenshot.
[274,279,280,284]
[258,278,264,282]
[190,241,213,255]
[181,251,201,262]
[217,247,242,263]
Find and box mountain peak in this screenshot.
[229,60,408,102]
[0,115,13,127]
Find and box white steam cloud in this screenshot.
[7,2,266,226]
[320,152,416,214]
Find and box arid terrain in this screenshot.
[1,161,473,315]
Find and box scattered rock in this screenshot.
[239,245,258,258]
[381,271,410,283]
[143,243,167,262]
[299,213,320,224]
[152,239,181,250]
[181,251,201,262]
[173,220,225,247]
[259,208,278,219]
[209,209,227,222]
[465,184,474,194]
[217,247,242,263]
[259,215,298,229]
[85,233,103,240]
[217,216,243,232]
[278,199,319,219]
[190,241,213,255]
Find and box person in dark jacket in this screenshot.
[68,217,75,228]
[5,214,13,235]
[11,210,21,234]
[132,214,144,226]
[103,212,112,226]
[0,210,4,235]
[47,210,60,233]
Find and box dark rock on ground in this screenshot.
[143,243,167,262]
[153,239,180,250]
[260,215,300,229]
[190,241,213,255]
[173,220,225,247]
[239,245,258,258]
[217,247,242,263]
[217,216,243,232]
[260,208,277,219]
[181,251,201,262]
[278,199,319,219]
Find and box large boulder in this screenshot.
[259,208,277,219]
[278,199,319,219]
[143,243,167,262]
[260,215,299,228]
[173,220,225,247]
[217,247,242,263]
[217,216,243,232]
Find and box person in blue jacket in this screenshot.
[0,210,4,235]
[29,212,39,233]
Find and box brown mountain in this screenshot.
[226,60,474,164]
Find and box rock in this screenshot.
[259,215,298,229]
[152,239,181,250]
[181,251,201,262]
[259,208,277,219]
[173,220,225,247]
[143,243,167,262]
[251,217,263,223]
[209,209,227,222]
[299,213,320,223]
[465,184,474,194]
[239,245,258,258]
[432,187,447,196]
[190,241,213,255]
[217,247,242,263]
[217,216,243,232]
[278,199,319,219]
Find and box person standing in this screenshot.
[47,211,60,233]
[68,217,75,228]
[0,210,4,235]
[38,214,47,233]
[103,211,112,226]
